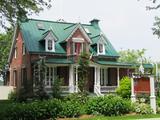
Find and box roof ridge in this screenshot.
[23,18,92,26]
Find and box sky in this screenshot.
[31,0,160,62]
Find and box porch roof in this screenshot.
[45,58,73,64]
[96,61,153,69]
[96,61,132,67]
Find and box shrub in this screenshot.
[132,102,153,114]
[52,77,63,99]
[8,91,17,101]
[4,99,62,120]
[86,94,131,116]
[116,77,131,98]
[59,100,81,118]
[64,92,89,104]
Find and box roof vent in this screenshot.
[37,22,45,30]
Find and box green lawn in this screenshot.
[77,114,160,120]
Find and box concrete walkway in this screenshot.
[138,118,160,120]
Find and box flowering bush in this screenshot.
[132,102,153,114]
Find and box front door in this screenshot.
[87,67,94,92]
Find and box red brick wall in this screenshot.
[10,32,23,88]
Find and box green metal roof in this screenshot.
[19,19,119,57]
[96,60,153,68]
[96,61,132,67]
[45,58,73,64]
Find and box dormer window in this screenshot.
[42,30,57,52]
[74,43,83,54]
[72,38,84,55]
[46,39,55,52]
[48,39,53,50]
[98,43,105,55]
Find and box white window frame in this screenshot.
[22,43,25,55]
[14,47,17,58]
[45,67,55,88]
[45,32,55,52]
[72,38,84,55]
[73,42,83,55]
[97,43,105,55]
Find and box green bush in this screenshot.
[116,77,131,98]
[8,91,17,101]
[132,102,153,114]
[64,92,89,104]
[4,99,62,120]
[86,94,131,116]
[59,100,81,118]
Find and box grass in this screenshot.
[57,114,160,120]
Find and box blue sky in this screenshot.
[31,0,160,61]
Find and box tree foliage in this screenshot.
[140,0,160,38]
[116,77,131,98]
[118,49,151,64]
[0,29,12,79]
[78,52,90,92]
[0,0,52,29]
[34,57,49,100]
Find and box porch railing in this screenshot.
[100,86,117,93]
[45,86,70,93]
[60,86,70,93]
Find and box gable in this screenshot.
[65,24,92,44]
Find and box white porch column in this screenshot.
[131,77,136,102]
[69,65,74,93]
[75,66,78,92]
[117,68,120,87]
[150,76,156,114]
[94,66,101,94]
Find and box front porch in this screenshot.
[33,64,130,96]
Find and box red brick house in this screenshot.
[6,19,153,95]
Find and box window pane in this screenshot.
[99,43,103,53]
[48,40,52,50]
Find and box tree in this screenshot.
[139,0,160,38]
[0,29,12,80]
[34,57,49,100]
[78,52,90,93]
[118,48,151,64]
[0,0,52,29]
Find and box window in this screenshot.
[22,43,25,55]
[48,39,53,50]
[45,67,54,87]
[73,42,83,55]
[98,43,105,55]
[13,70,17,86]
[45,38,55,52]
[100,68,108,86]
[21,68,27,86]
[14,47,17,58]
